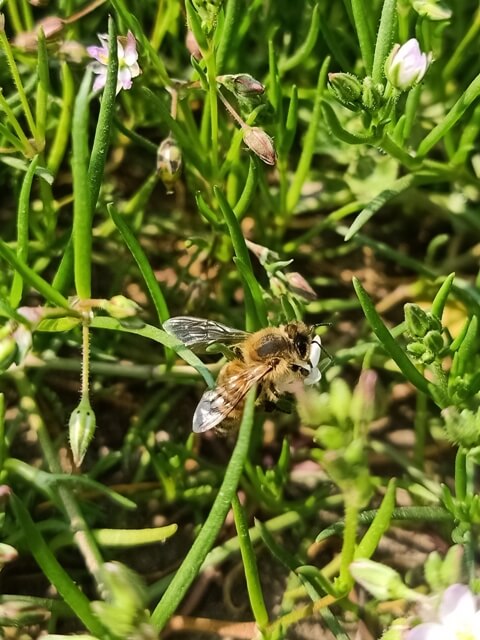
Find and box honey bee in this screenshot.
[163,316,323,434]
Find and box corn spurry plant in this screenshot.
[0,0,480,638]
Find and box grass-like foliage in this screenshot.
[1,1,480,638]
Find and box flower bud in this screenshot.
[102,295,141,319]
[69,397,96,466]
[0,543,18,568]
[405,303,430,338]
[385,39,432,91]
[218,73,265,97]
[0,334,18,372]
[243,126,276,166]
[424,329,444,354]
[361,76,384,111]
[156,136,182,193]
[185,29,202,60]
[285,272,317,301]
[328,72,362,110]
[412,0,452,20]
[350,559,418,601]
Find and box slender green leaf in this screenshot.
[71,71,93,299]
[10,494,106,637]
[232,495,269,627]
[151,387,257,631]
[353,277,431,395]
[10,155,39,307]
[0,238,70,310]
[371,0,397,84]
[351,0,374,75]
[88,17,118,211]
[90,316,215,388]
[355,479,396,559]
[108,205,170,325]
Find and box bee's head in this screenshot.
[293,332,309,359]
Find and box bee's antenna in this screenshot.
[313,322,333,329]
[320,344,334,365]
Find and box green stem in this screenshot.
[47,63,75,176]
[232,494,269,628]
[413,391,428,468]
[150,388,257,631]
[0,237,71,310]
[205,44,219,175]
[338,500,358,588]
[442,7,480,81]
[13,372,105,580]
[9,495,107,637]
[108,204,170,325]
[286,57,329,213]
[0,89,35,155]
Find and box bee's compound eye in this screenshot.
[294,334,309,359]
[309,336,322,367]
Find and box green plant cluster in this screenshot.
[0,0,479,638]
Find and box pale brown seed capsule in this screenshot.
[243,126,276,166]
[157,136,183,193]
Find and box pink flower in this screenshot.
[87,30,141,94]
[406,584,480,640]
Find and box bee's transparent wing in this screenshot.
[163,316,248,352]
[193,363,271,433]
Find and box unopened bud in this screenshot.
[0,334,17,371]
[185,29,202,60]
[0,14,5,32]
[412,0,452,20]
[69,397,96,466]
[424,329,444,353]
[350,559,418,601]
[270,276,287,297]
[58,40,88,64]
[385,38,432,91]
[243,126,276,166]
[157,136,183,193]
[102,295,141,319]
[219,73,265,97]
[14,16,65,50]
[328,72,362,110]
[245,239,279,266]
[404,303,430,338]
[285,272,317,301]
[0,543,18,567]
[361,76,384,111]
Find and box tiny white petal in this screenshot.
[406,623,453,640]
[304,367,321,385]
[309,337,322,368]
[440,584,478,627]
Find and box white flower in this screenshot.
[87,30,141,94]
[406,584,480,640]
[385,38,432,91]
